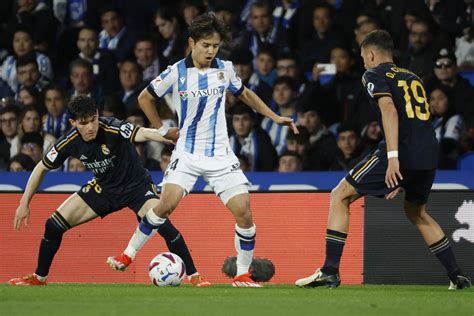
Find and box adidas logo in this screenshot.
[145,191,154,197]
[79,155,87,160]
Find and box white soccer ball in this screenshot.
[148,252,186,287]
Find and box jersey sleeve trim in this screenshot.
[130,126,140,143]
[233,85,244,96]
[147,84,160,100]
[57,131,78,150]
[372,92,392,97]
[42,157,55,169]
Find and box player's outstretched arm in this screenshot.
[238,87,299,134]
[134,127,176,144]
[14,161,50,230]
[378,96,403,189]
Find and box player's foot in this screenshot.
[189,274,211,287]
[295,268,341,288]
[8,274,47,286]
[107,253,132,271]
[448,274,471,290]
[232,273,262,287]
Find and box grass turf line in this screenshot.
[1,284,473,316]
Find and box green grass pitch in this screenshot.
[1,284,472,316]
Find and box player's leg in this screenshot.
[9,193,98,285]
[295,179,361,288]
[223,189,262,287]
[404,201,471,289]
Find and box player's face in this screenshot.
[189,33,221,68]
[22,110,40,133]
[232,113,253,137]
[360,47,375,70]
[273,83,294,107]
[72,112,99,142]
[77,29,98,57]
[429,89,449,116]
[337,131,359,157]
[13,31,33,57]
[45,89,66,117]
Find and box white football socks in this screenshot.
[124,209,165,259]
[234,224,256,276]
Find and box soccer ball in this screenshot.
[148,252,186,287]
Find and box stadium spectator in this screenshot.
[153,7,186,66]
[213,2,241,59]
[76,26,120,94]
[360,120,382,152]
[329,123,366,171]
[286,125,310,157]
[99,95,125,119]
[117,59,145,113]
[455,26,474,70]
[8,153,35,171]
[232,1,274,58]
[428,0,469,39]
[229,48,272,106]
[261,76,298,154]
[134,37,161,83]
[134,141,160,171]
[17,86,41,109]
[0,78,14,99]
[11,105,55,157]
[68,59,103,105]
[15,54,50,97]
[300,4,345,70]
[276,52,307,95]
[181,0,206,27]
[427,47,474,129]
[43,84,71,139]
[20,132,43,163]
[229,102,278,171]
[0,104,20,169]
[401,19,437,80]
[296,104,338,170]
[67,157,87,172]
[3,0,59,54]
[159,146,172,172]
[267,0,301,52]
[278,150,302,172]
[99,6,136,62]
[1,27,53,93]
[255,44,278,87]
[429,86,465,169]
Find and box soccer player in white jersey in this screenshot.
[107,12,298,287]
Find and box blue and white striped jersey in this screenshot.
[147,55,244,157]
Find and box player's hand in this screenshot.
[274,116,299,134]
[164,127,179,142]
[385,187,401,200]
[385,158,403,189]
[14,204,30,230]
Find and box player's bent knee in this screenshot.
[404,201,427,223]
[220,184,249,206]
[45,211,71,239]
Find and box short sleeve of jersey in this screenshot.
[42,133,75,169]
[100,117,141,143]
[362,69,392,100]
[225,61,244,96]
[146,64,178,99]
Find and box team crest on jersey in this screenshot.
[101,144,110,155]
[179,90,188,100]
[217,71,225,82]
[366,82,375,97]
[46,146,58,162]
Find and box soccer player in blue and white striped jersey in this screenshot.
[109,12,298,287]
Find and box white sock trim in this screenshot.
[235,224,256,237]
[146,208,167,226]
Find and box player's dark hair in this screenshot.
[360,29,394,53]
[68,95,98,120]
[188,12,231,42]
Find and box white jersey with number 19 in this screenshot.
[147,55,244,157]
